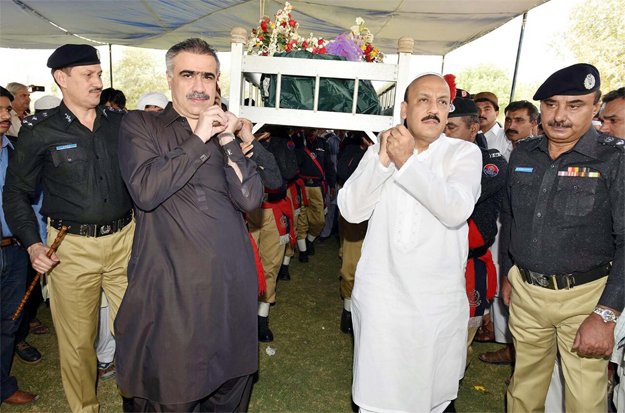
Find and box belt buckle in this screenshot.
[79,224,91,237]
[100,224,112,236]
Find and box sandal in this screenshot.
[479,345,515,365]
[29,319,50,335]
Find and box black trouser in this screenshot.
[130,374,254,412]
[0,244,29,401]
[15,266,43,343]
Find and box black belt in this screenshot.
[1,237,21,248]
[50,211,133,238]
[518,263,611,290]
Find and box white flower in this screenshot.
[355,17,364,26]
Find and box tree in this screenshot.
[455,64,512,114]
[106,48,170,109]
[558,0,624,92]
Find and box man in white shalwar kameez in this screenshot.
[338,74,482,413]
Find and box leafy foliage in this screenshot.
[559,0,625,92]
[107,48,170,110]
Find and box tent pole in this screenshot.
[440,54,445,74]
[260,0,265,18]
[108,44,113,88]
[509,12,527,103]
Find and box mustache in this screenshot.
[187,91,210,100]
[547,120,572,128]
[421,114,440,123]
[506,128,518,135]
[91,88,103,94]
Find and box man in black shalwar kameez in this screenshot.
[114,38,264,412]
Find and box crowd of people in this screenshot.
[0,36,624,413]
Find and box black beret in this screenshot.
[448,97,478,118]
[47,44,100,70]
[533,63,600,100]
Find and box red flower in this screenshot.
[281,21,287,27]
[289,19,296,27]
[260,20,268,31]
[258,35,264,41]
[302,41,308,48]
[317,39,324,45]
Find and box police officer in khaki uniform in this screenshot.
[3,44,134,413]
[501,64,624,412]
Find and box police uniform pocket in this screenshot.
[554,177,598,217]
[50,146,89,182]
[510,172,539,211]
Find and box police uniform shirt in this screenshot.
[3,102,132,248]
[500,126,625,310]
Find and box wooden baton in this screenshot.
[11,225,69,321]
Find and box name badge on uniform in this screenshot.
[55,144,77,151]
[515,166,533,173]
[558,166,600,178]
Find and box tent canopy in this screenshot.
[2,0,548,54]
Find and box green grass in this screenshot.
[2,236,510,412]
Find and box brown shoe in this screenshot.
[4,389,39,405]
[474,317,495,342]
[479,344,515,365]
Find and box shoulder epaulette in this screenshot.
[20,107,59,129]
[485,148,502,159]
[597,134,625,150]
[101,106,125,117]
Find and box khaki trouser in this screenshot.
[338,216,367,299]
[248,207,286,304]
[507,265,608,413]
[47,221,134,413]
[284,189,300,259]
[297,186,324,240]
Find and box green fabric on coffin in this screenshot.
[260,51,381,115]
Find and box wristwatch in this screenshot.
[592,307,619,323]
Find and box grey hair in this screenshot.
[5,82,27,96]
[165,38,220,74]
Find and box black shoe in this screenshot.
[340,309,353,334]
[298,249,309,263]
[258,316,274,342]
[15,341,42,364]
[306,239,315,256]
[277,264,291,281]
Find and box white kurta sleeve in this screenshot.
[394,140,482,228]
[337,144,394,224]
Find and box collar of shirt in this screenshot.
[483,122,502,139]
[1,134,14,151]
[57,100,109,131]
[161,102,186,127]
[531,126,601,160]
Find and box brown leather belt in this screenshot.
[518,263,611,290]
[49,211,133,238]
[1,237,20,248]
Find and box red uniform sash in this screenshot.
[261,198,295,246]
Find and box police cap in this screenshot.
[448,98,478,118]
[47,44,100,70]
[533,63,600,100]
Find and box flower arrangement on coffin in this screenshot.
[247,2,384,63]
[248,2,327,56]
[246,2,383,115]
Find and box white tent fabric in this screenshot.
[1,0,548,54]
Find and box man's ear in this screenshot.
[400,101,407,120]
[53,69,68,89]
[470,122,480,136]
